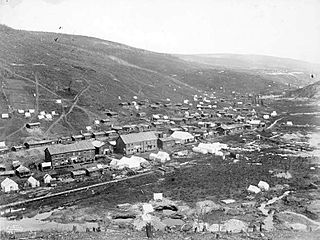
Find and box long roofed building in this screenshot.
[116,131,158,155]
[45,141,95,168]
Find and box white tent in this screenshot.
[271,111,277,117]
[286,121,293,126]
[247,185,261,194]
[45,114,53,120]
[149,151,170,163]
[258,181,270,191]
[192,147,208,154]
[112,156,148,170]
[1,113,9,119]
[195,142,228,155]
[1,178,19,193]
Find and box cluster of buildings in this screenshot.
[0,92,278,193]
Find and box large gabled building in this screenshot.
[116,131,158,155]
[44,141,95,168]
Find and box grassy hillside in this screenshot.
[286,80,320,99]
[0,25,299,142]
[177,53,319,87]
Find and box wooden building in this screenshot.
[116,131,158,155]
[26,122,41,129]
[24,139,57,149]
[157,137,176,150]
[216,124,244,135]
[44,141,95,168]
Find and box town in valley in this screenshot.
[0,1,320,240]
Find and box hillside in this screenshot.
[176,53,319,87]
[0,25,302,141]
[286,80,320,99]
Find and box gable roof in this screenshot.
[27,176,39,184]
[43,174,52,179]
[120,131,157,144]
[1,177,18,187]
[91,140,105,148]
[16,165,30,173]
[46,141,95,155]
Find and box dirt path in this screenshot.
[0,64,98,138]
[267,117,284,129]
[0,66,66,101]
[44,81,90,136]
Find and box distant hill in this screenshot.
[176,53,320,87]
[286,80,320,99]
[0,25,307,140]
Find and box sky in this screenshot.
[0,0,320,63]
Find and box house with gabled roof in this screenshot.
[16,165,31,178]
[1,178,19,193]
[26,176,40,188]
[116,131,158,155]
[43,174,53,184]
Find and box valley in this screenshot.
[0,25,319,240]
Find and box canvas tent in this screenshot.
[149,151,170,163]
[193,142,228,155]
[110,156,148,170]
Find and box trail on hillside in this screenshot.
[45,78,91,136]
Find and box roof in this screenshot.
[27,122,40,126]
[120,131,157,144]
[72,135,83,139]
[27,176,39,183]
[159,136,176,142]
[71,169,86,176]
[16,165,30,173]
[44,174,52,179]
[41,162,52,167]
[1,177,18,187]
[46,141,95,155]
[91,140,105,148]
[218,124,243,130]
[25,139,56,146]
[170,131,194,140]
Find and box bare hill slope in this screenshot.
[0,25,299,141]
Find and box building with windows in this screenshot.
[44,141,95,168]
[116,131,158,155]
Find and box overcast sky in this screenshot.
[0,0,320,63]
